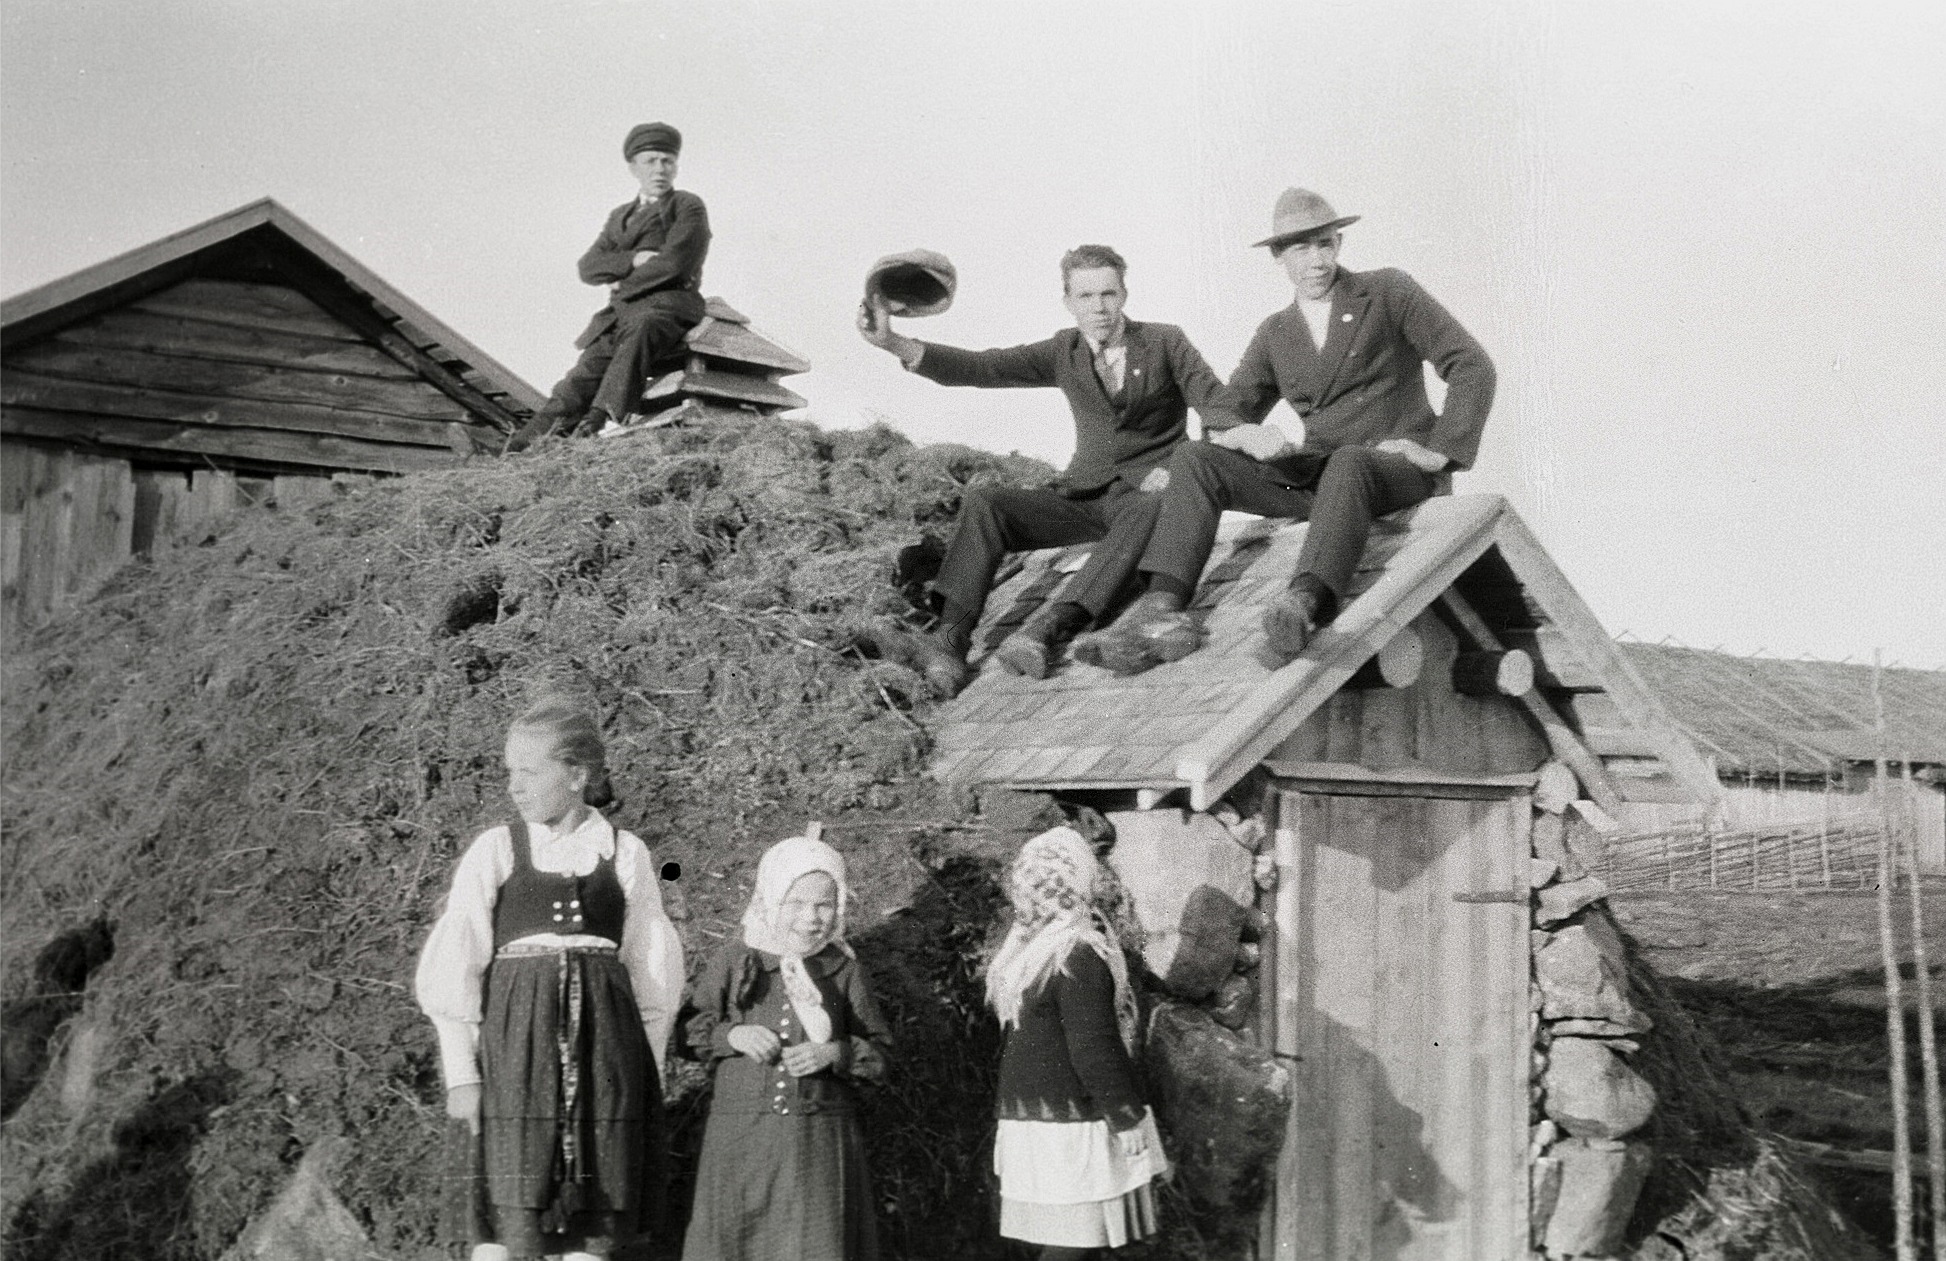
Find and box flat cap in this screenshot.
[624,122,682,159]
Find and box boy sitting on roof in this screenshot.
[858,245,1238,695]
[507,122,710,451]
[1079,189,1497,674]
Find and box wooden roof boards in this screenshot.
[2,199,541,475]
[637,305,810,418]
[929,494,1718,811]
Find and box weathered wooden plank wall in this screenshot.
[1,277,490,474]
[5,445,334,630]
[3,446,134,630]
[1265,789,1530,1261]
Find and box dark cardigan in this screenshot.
[994,942,1146,1132]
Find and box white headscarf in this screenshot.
[741,834,852,1044]
[986,826,1140,1053]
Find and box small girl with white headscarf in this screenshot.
[988,826,1168,1259]
[682,834,890,1261]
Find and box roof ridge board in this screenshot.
[1176,494,1508,809]
[262,207,543,410]
[3,199,543,413]
[1484,507,1721,804]
[2,199,281,333]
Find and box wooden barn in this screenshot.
[1615,642,1946,877]
[1,198,543,630]
[929,495,1718,1260]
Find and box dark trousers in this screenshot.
[933,481,1165,624]
[1139,443,1437,604]
[541,291,706,425]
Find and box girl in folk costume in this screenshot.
[683,833,891,1261]
[415,700,685,1261]
[988,826,1169,1260]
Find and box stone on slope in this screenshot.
[1543,1137,1652,1258]
[1144,1001,1290,1213]
[1543,1036,1658,1140]
[217,1137,380,1261]
[1106,810,1256,1000]
[1535,915,1651,1032]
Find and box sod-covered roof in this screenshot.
[930,494,1719,810]
[1616,643,1946,776]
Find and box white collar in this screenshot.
[1081,319,1128,357]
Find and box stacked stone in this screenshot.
[1527,761,1659,1260]
[1103,801,1293,1219]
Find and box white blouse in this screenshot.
[414,810,685,1089]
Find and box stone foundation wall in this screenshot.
[1529,765,1661,1259]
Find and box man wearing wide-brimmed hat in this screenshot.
[507,122,711,452]
[858,244,1239,695]
[1079,189,1496,673]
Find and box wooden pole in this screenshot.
[1898,753,1946,1255]
[1874,651,1917,1260]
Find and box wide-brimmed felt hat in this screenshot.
[865,248,957,318]
[1252,188,1360,250]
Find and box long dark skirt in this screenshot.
[681,1108,878,1261]
[440,948,665,1254]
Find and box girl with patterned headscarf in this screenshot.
[682,834,891,1261]
[987,827,1169,1259]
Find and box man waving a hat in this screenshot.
[508,122,711,450]
[1081,189,1497,672]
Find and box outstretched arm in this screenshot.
[857,298,926,369]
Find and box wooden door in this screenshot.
[1262,787,1531,1261]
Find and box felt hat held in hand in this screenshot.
[865,249,958,318]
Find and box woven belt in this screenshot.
[493,940,618,959]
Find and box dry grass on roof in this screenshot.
[0,411,1062,1260]
[1620,642,1946,775]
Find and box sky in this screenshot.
[4,0,1943,665]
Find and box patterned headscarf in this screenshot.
[986,827,1140,1053]
[741,834,852,1043]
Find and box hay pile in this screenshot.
[0,414,1045,1260]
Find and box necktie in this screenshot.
[1095,346,1123,396]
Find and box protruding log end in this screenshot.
[1454,648,1536,696]
[1348,627,1425,689]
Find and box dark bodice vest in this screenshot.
[490,816,628,948]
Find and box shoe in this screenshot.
[1258,586,1322,668]
[907,631,971,698]
[503,411,566,454]
[1072,592,1199,677]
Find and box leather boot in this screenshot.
[503,409,568,454]
[1258,579,1326,668]
[1072,591,1199,677]
[908,630,971,698]
[993,602,1087,680]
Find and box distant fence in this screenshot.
[1599,817,1902,893]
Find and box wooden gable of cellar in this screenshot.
[1,199,543,628]
[929,495,1720,1260]
[930,494,1719,812]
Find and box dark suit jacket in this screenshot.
[1216,266,1496,479]
[573,189,711,348]
[914,320,1238,493]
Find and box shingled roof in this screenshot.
[1617,643,1946,777]
[930,494,1718,810]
